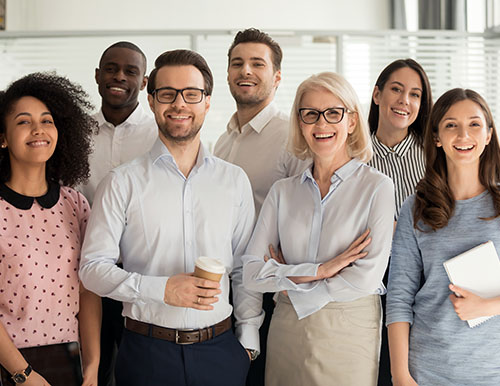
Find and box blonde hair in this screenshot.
[288,72,372,162]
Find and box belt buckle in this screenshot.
[175,328,196,345]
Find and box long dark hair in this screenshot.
[0,72,96,187]
[368,58,432,145]
[413,88,500,230]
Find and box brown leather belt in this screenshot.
[124,316,232,345]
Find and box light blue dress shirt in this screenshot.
[80,138,264,350]
[243,159,394,319]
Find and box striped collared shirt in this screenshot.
[368,133,425,218]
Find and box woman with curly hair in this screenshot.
[387,89,500,385]
[0,73,100,386]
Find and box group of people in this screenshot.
[0,27,500,386]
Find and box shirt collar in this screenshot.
[371,132,417,159]
[226,102,279,134]
[95,103,148,128]
[300,158,362,184]
[0,182,60,210]
[150,137,215,169]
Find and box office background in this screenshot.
[1,0,500,148]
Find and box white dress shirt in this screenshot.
[243,159,395,320]
[214,102,310,216]
[79,139,263,350]
[79,104,157,205]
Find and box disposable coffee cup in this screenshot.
[194,256,226,282]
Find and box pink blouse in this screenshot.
[0,185,90,348]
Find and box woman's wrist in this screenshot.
[316,264,326,280]
[82,359,99,377]
[4,359,29,378]
[82,355,99,372]
[391,367,412,381]
[486,297,500,316]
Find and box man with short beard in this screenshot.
[80,49,263,386]
[214,28,309,386]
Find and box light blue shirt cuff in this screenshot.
[275,262,318,278]
[278,277,320,292]
[235,323,261,352]
[288,281,332,320]
[138,275,169,305]
[276,263,320,292]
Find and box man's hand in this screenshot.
[164,273,222,310]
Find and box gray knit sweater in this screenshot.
[387,191,500,385]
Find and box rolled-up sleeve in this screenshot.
[386,196,422,326]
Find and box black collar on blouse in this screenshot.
[0,182,60,210]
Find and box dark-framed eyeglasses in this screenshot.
[153,87,206,104]
[298,107,351,124]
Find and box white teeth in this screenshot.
[170,115,189,119]
[314,133,334,139]
[27,140,49,147]
[238,82,255,86]
[455,145,474,150]
[110,87,126,92]
[392,108,409,116]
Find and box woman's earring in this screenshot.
[0,144,6,149]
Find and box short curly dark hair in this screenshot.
[0,72,96,187]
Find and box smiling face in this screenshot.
[299,87,356,166]
[95,47,147,111]
[1,96,58,172]
[436,99,492,170]
[227,42,281,108]
[148,65,210,145]
[373,67,422,135]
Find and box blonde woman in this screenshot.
[243,72,394,386]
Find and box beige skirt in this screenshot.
[265,294,382,386]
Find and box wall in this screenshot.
[6,0,390,31]
[3,0,391,148]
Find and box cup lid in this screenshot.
[195,256,226,274]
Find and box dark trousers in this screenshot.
[378,269,392,386]
[115,328,250,386]
[246,292,273,386]
[98,297,124,386]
